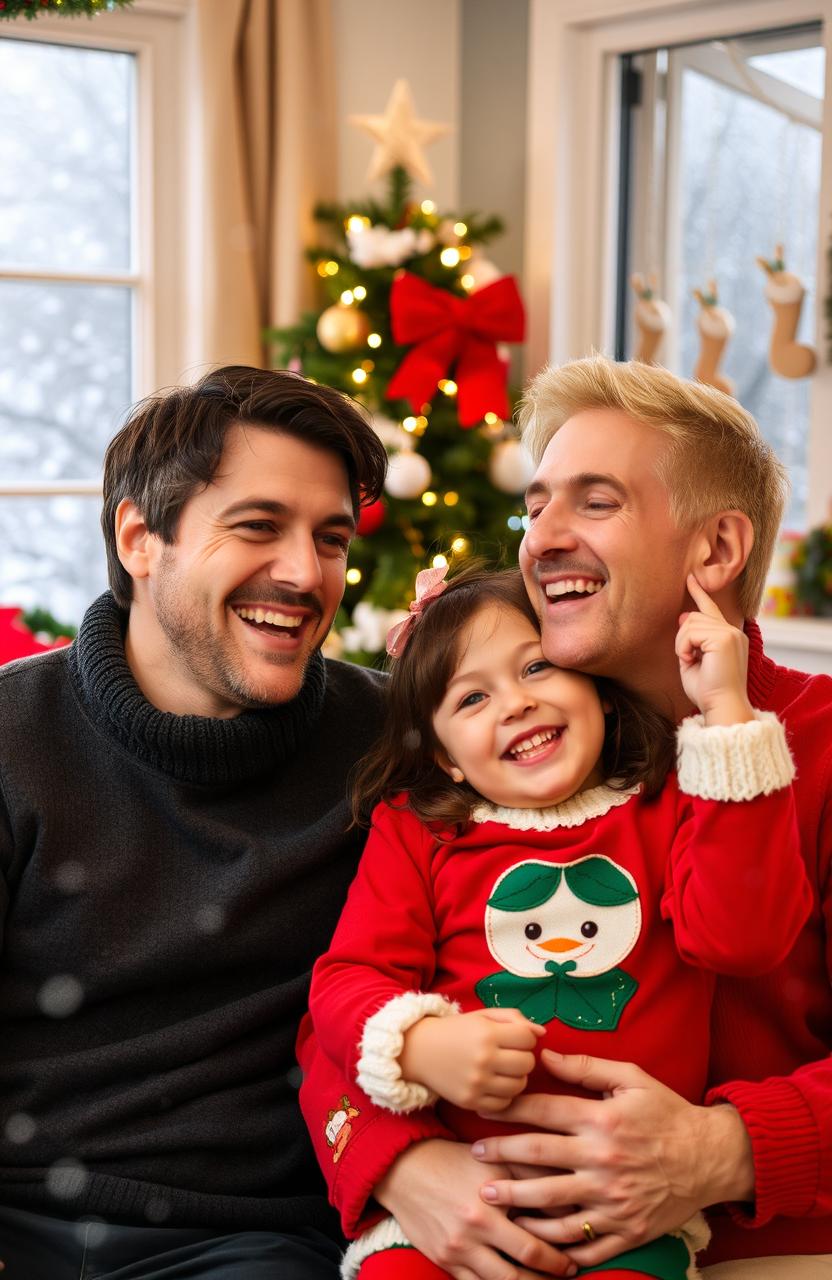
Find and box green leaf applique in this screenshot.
[563,856,639,906]
[486,862,562,912]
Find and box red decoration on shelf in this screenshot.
[356,498,386,537]
[0,607,71,666]
[385,272,525,427]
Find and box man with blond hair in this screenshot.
[299,356,832,1280]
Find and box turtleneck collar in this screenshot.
[66,592,327,788]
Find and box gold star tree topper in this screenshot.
[349,80,451,188]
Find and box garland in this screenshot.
[21,606,77,642]
[0,0,133,18]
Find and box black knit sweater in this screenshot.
[0,593,386,1232]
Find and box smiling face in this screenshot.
[130,424,354,716]
[431,602,607,810]
[484,856,642,978]
[519,409,698,693]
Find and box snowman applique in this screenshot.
[475,855,642,1030]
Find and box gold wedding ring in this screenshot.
[581,1221,596,1241]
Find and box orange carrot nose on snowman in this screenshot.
[756,243,816,380]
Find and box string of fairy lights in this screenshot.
[309,198,530,589]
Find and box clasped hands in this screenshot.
[379,1020,753,1279]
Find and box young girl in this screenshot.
[308,566,808,1280]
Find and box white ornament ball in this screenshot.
[488,439,535,495]
[371,414,412,452]
[316,304,370,353]
[385,450,432,500]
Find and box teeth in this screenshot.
[508,728,561,758]
[234,607,302,628]
[545,578,603,598]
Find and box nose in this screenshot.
[539,936,580,953]
[499,683,537,722]
[521,496,580,563]
[268,529,324,594]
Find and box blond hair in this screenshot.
[518,356,788,617]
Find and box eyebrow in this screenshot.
[525,471,628,504]
[219,499,356,533]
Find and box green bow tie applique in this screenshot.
[475,959,638,1030]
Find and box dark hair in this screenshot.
[351,565,675,831]
[102,365,388,608]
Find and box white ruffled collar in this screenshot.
[471,782,639,831]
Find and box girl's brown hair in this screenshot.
[351,565,675,831]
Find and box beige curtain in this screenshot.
[187,0,337,371]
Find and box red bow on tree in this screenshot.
[385,272,525,427]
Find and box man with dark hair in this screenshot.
[0,366,389,1278]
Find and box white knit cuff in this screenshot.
[676,709,794,801]
[356,990,460,1113]
[341,1216,411,1280]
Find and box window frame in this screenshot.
[524,0,832,528]
[0,0,188,500]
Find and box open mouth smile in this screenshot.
[231,605,314,643]
[502,726,565,764]
[544,576,605,603]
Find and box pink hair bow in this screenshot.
[385,565,449,658]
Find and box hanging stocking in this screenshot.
[692,279,735,396]
[630,273,671,365]
[756,243,816,379]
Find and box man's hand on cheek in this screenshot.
[375,1138,578,1279]
[471,1050,754,1268]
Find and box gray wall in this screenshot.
[331,0,461,205]
[460,0,528,291]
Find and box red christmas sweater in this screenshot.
[299,640,827,1262]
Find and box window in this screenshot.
[616,25,824,529]
[0,3,186,626]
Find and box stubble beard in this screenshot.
[153,559,311,711]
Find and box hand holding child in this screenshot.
[400,1008,545,1113]
[676,575,754,726]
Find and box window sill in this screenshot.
[758,615,832,675]
[759,615,832,652]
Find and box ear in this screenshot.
[435,750,465,784]
[114,499,159,583]
[602,698,614,715]
[689,511,754,597]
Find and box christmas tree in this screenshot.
[268,81,531,664]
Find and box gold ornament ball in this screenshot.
[316,304,371,353]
